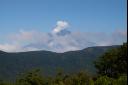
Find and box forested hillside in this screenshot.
[0,46,118,80]
[0,43,127,85]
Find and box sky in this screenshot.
[0,0,127,52]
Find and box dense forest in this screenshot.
[0,43,127,85]
[0,46,118,80]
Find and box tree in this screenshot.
[95,43,127,78]
[112,75,127,85]
[94,76,112,85]
[0,80,13,85]
[16,69,47,85]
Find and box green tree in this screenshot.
[0,80,13,85]
[16,69,48,85]
[95,43,127,78]
[0,80,6,85]
[64,71,92,85]
[95,76,112,85]
[112,75,127,85]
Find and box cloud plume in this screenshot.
[0,21,127,53]
[53,21,69,34]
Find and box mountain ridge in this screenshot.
[0,45,120,80]
[0,45,119,53]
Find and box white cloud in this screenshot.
[52,21,69,34]
[0,43,21,52]
[0,21,127,53]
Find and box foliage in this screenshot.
[16,70,93,85]
[95,43,127,78]
[15,69,48,85]
[94,76,112,85]
[0,80,13,85]
[0,43,127,85]
[94,75,127,85]
[0,71,127,85]
[112,75,127,85]
[0,46,117,80]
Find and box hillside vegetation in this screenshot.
[0,44,127,85]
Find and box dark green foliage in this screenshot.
[0,46,118,80]
[1,70,126,85]
[94,75,127,85]
[94,76,112,85]
[16,71,50,85]
[0,80,13,85]
[0,44,127,85]
[112,75,127,85]
[95,43,127,78]
[0,80,6,85]
[16,70,94,85]
[54,71,92,85]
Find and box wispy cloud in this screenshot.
[0,21,127,52]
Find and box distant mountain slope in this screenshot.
[0,45,119,80]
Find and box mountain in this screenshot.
[0,45,119,80]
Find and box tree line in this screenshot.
[0,43,127,85]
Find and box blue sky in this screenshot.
[0,0,127,33]
[0,0,127,52]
